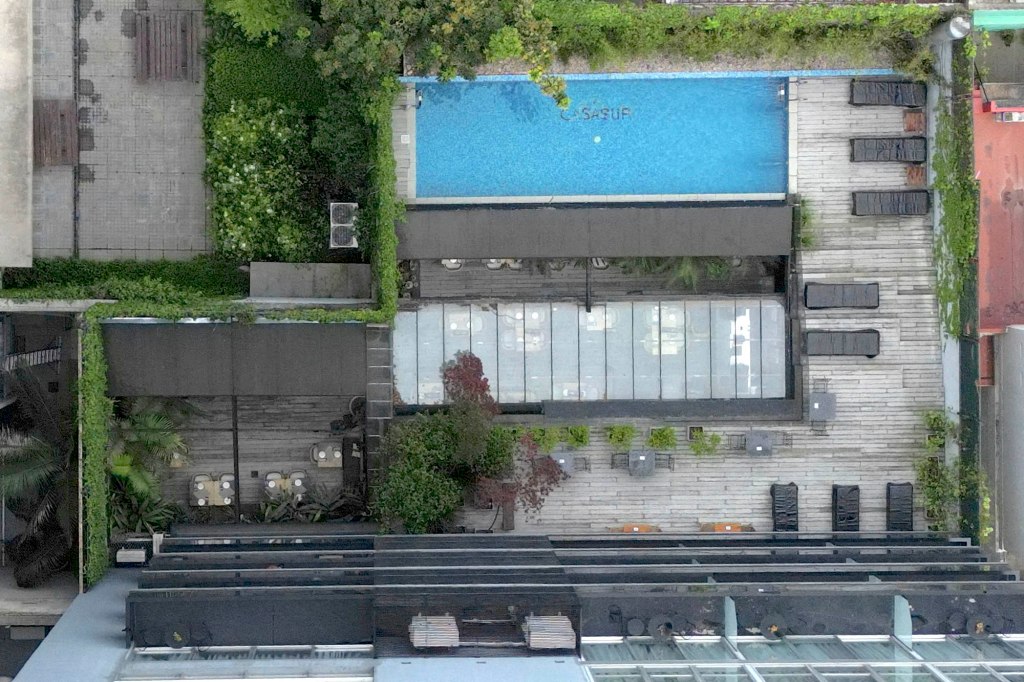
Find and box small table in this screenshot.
[746,431,774,456]
[191,478,236,507]
[311,442,344,468]
[808,392,837,421]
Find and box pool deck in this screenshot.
[454,78,943,534]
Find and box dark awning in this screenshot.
[102,321,367,396]
[396,203,794,259]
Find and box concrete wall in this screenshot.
[0,0,33,267]
[996,327,1024,565]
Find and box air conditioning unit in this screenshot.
[329,202,359,249]
[997,111,1024,123]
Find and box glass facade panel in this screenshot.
[735,299,761,398]
[415,306,444,404]
[471,304,498,390]
[551,303,580,400]
[393,312,418,406]
[523,303,552,402]
[606,302,635,399]
[393,299,786,404]
[842,641,914,661]
[579,306,607,400]
[761,299,787,398]
[660,302,687,399]
[685,301,712,399]
[496,303,525,403]
[710,300,737,398]
[634,302,661,399]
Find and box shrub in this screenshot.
[0,256,248,296]
[382,413,458,472]
[923,409,958,454]
[206,45,328,116]
[372,458,462,534]
[689,430,722,456]
[564,425,590,448]
[536,1,941,73]
[527,426,563,454]
[205,99,323,262]
[208,0,296,41]
[916,456,957,531]
[476,427,518,479]
[311,94,373,202]
[605,424,637,453]
[647,426,678,451]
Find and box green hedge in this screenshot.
[538,1,942,72]
[1,256,248,297]
[206,45,328,116]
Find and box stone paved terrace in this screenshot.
[73,0,209,260]
[457,78,943,535]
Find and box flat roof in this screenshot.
[0,0,33,267]
[102,321,368,396]
[396,203,794,259]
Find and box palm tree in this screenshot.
[0,366,76,587]
[107,398,192,497]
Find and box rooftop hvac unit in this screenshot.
[523,615,576,650]
[409,615,459,649]
[329,202,359,249]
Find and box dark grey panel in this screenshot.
[887,482,914,532]
[805,330,880,357]
[832,485,861,532]
[103,322,367,396]
[851,138,927,163]
[804,283,880,309]
[771,483,799,532]
[232,324,366,396]
[397,203,794,259]
[850,80,926,107]
[852,191,930,216]
[103,323,234,396]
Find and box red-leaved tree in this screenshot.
[442,351,498,416]
[476,433,567,518]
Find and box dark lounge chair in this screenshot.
[850,80,926,107]
[770,482,799,532]
[887,482,914,532]
[805,330,880,358]
[804,283,880,309]
[850,138,927,163]
[832,485,861,532]
[852,191,930,216]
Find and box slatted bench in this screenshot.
[850,80,926,107]
[832,485,861,532]
[887,482,914,532]
[852,191,930,216]
[770,482,799,532]
[805,330,880,358]
[804,283,880,309]
[850,138,927,163]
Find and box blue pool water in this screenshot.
[414,76,788,198]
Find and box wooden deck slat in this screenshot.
[33,99,78,167]
[133,10,202,82]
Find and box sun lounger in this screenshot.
[805,330,880,358]
[887,482,914,532]
[832,485,861,532]
[850,138,927,163]
[804,283,880,309]
[770,482,799,532]
[850,80,926,107]
[852,191,930,216]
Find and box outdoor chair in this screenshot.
[850,80,925,107]
[770,482,799,532]
[265,472,284,494]
[288,471,308,499]
[484,259,504,270]
[887,482,914,531]
[852,191,930,216]
[590,258,609,270]
[850,137,926,163]
[441,259,463,271]
[832,484,861,532]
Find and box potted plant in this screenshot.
[564,425,590,449]
[527,426,562,455]
[689,430,722,456]
[605,425,637,453]
[923,409,958,454]
[647,427,677,452]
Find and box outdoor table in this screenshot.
[311,441,344,468]
[190,478,235,507]
[808,392,837,421]
[746,431,774,456]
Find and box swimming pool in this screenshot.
[411,75,788,199]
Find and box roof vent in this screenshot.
[523,615,576,650]
[409,615,459,649]
[329,202,359,249]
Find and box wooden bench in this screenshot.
[804,283,880,309]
